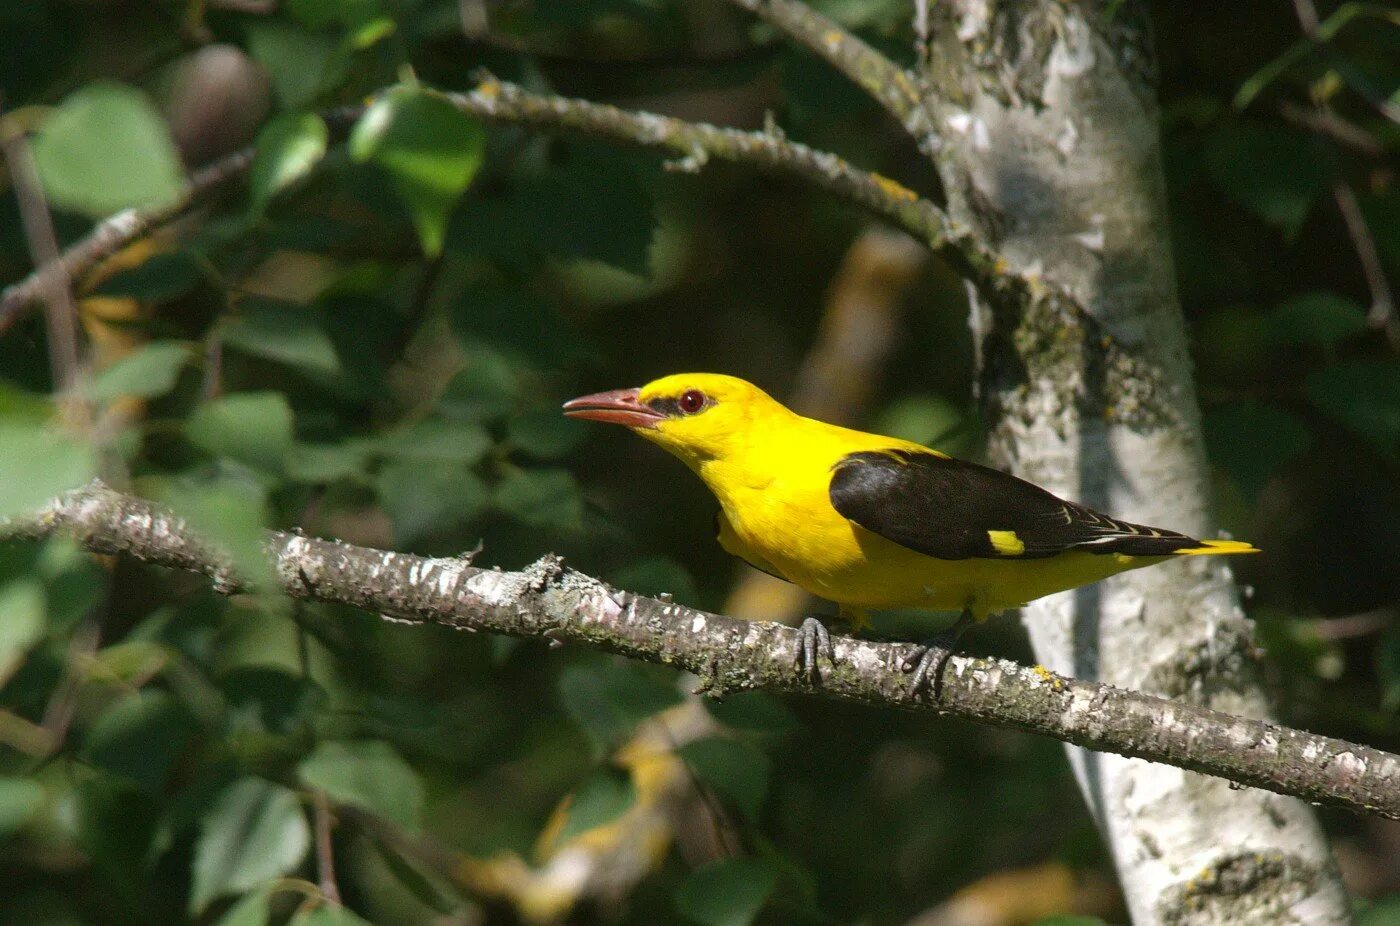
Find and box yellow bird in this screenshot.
[564,373,1257,694]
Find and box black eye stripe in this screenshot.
[647,397,683,416]
[647,393,714,417]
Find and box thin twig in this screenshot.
[6,480,1400,822]
[313,789,342,906]
[3,78,992,342]
[720,0,937,151]
[0,146,256,335]
[0,111,86,398]
[1332,181,1399,350]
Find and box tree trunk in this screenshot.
[922,2,1350,922]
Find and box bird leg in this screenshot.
[795,616,835,684]
[902,608,976,700]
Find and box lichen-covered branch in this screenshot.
[5,480,1399,822]
[0,147,256,335]
[718,0,938,151]
[4,78,989,339]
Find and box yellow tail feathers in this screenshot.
[1174,539,1260,556]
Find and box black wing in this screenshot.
[828,449,1202,560]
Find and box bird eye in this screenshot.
[678,390,706,414]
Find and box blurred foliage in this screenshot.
[0,0,1397,924]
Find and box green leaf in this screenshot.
[0,778,44,837]
[451,153,655,274]
[610,557,698,605]
[85,690,197,792]
[376,459,488,545]
[702,692,799,735]
[146,471,273,589]
[249,113,328,213]
[190,778,311,914]
[349,88,487,256]
[222,301,342,377]
[83,341,190,403]
[287,0,382,29]
[1203,402,1311,497]
[494,468,583,529]
[298,740,425,829]
[1204,123,1327,237]
[221,667,325,738]
[1305,360,1400,458]
[93,250,205,302]
[245,23,341,110]
[674,858,777,926]
[187,392,294,473]
[676,737,770,819]
[507,409,586,459]
[286,440,376,484]
[31,81,183,217]
[291,903,373,925]
[551,765,636,847]
[382,420,492,463]
[215,887,271,926]
[1271,292,1368,349]
[0,420,98,519]
[1379,629,1400,712]
[557,660,684,751]
[0,580,46,676]
[1359,897,1400,926]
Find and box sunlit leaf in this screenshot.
[350,87,486,256]
[0,419,97,519]
[31,81,183,216]
[0,579,46,678]
[190,778,311,913]
[249,113,328,213]
[0,778,44,837]
[291,903,374,925]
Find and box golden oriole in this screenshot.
[564,373,1257,693]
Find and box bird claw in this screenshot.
[796,616,834,684]
[902,608,975,700]
[902,635,956,700]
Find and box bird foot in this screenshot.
[901,634,957,701]
[901,609,975,700]
[795,616,834,684]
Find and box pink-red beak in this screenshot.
[562,388,664,429]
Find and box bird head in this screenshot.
[563,373,788,468]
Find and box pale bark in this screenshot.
[921,2,1349,922]
[6,481,1400,826]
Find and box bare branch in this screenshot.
[720,0,937,151]
[5,480,1400,822]
[5,79,993,339]
[1,113,87,396]
[0,147,255,335]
